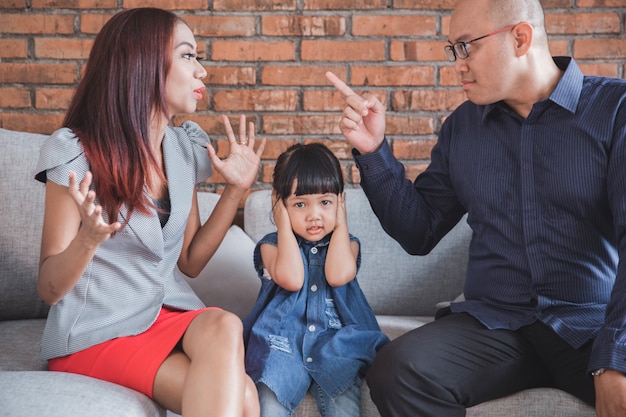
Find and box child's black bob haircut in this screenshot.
[273,143,343,201]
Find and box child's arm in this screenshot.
[325,192,359,287]
[260,193,305,291]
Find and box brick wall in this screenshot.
[1,0,625,201]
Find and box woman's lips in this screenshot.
[194,86,205,100]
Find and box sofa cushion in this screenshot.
[0,371,165,417]
[244,188,471,317]
[0,319,46,371]
[0,128,50,321]
[465,387,595,416]
[178,191,260,318]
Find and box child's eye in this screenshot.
[294,202,305,208]
[321,200,332,206]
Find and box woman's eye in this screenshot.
[182,52,198,60]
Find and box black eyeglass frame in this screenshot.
[444,24,517,62]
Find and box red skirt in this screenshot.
[48,306,216,398]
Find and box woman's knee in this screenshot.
[184,309,244,354]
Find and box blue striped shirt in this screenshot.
[354,57,626,373]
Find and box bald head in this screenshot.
[452,0,548,45]
[483,0,544,28]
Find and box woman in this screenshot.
[35,8,264,417]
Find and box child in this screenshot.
[243,143,389,417]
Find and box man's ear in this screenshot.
[513,22,533,56]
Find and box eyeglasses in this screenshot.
[444,24,516,62]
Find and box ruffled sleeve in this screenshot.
[34,128,89,186]
[176,121,213,184]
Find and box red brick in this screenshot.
[303,90,386,111]
[545,13,620,35]
[301,40,385,62]
[0,39,28,58]
[32,0,116,8]
[262,15,345,37]
[262,65,346,86]
[392,0,454,9]
[35,87,75,109]
[304,0,386,9]
[392,139,437,160]
[540,0,574,7]
[211,40,295,61]
[304,138,353,160]
[263,114,343,135]
[386,115,434,135]
[0,88,31,108]
[0,0,27,7]
[0,63,77,84]
[578,0,625,6]
[80,13,114,34]
[351,66,435,87]
[578,63,619,78]
[392,89,465,112]
[352,15,436,37]
[123,0,206,9]
[261,163,275,183]
[205,66,256,85]
[0,112,64,134]
[213,90,299,111]
[548,40,569,56]
[213,0,295,11]
[575,39,626,59]
[35,38,93,59]
[0,13,75,34]
[259,138,299,159]
[185,15,256,37]
[439,66,460,87]
[390,40,449,62]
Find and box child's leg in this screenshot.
[310,378,361,417]
[257,382,292,417]
[152,309,258,417]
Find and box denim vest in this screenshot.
[243,232,389,411]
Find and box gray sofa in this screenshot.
[0,126,595,417]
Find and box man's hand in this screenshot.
[595,369,626,417]
[325,71,386,154]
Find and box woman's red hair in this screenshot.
[63,8,182,224]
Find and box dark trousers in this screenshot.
[366,311,595,417]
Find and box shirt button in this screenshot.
[308,325,316,332]
[306,357,313,363]
[311,247,318,254]
[310,284,317,292]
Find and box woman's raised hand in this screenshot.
[207,114,266,190]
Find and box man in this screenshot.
[326,0,626,416]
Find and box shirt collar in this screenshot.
[548,56,583,113]
[483,56,583,121]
